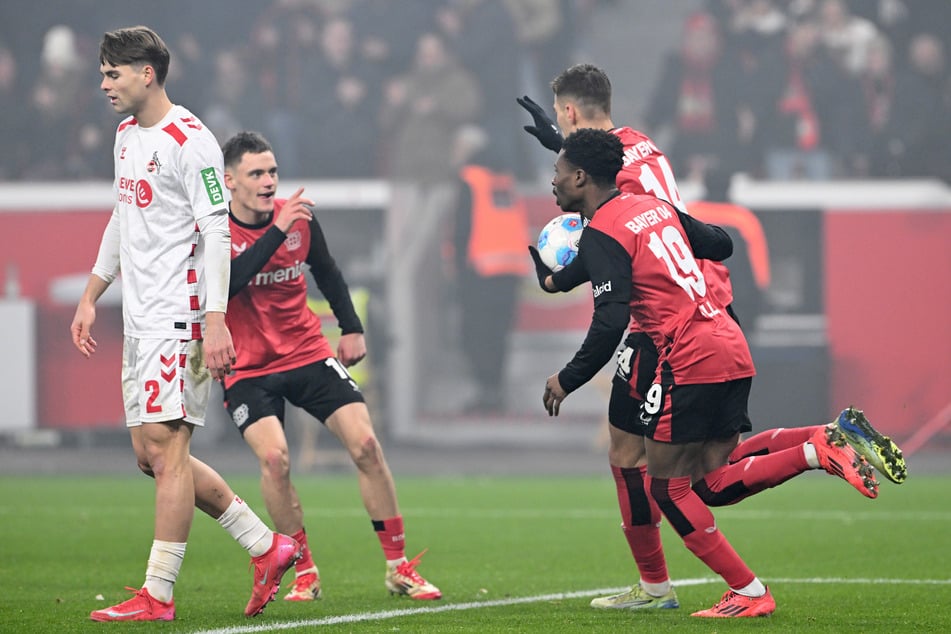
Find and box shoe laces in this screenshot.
[394,549,429,583]
[716,590,739,605]
[292,569,319,591]
[120,586,165,607]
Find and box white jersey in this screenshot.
[110,105,229,339]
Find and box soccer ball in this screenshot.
[537,213,583,272]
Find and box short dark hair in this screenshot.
[550,63,612,117]
[99,26,170,85]
[222,131,273,168]
[562,128,623,187]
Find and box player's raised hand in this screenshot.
[517,95,563,152]
[337,332,367,367]
[274,187,315,233]
[70,302,98,358]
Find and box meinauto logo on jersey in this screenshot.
[201,167,224,205]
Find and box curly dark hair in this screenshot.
[222,131,273,168]
[550,63,612,117]
[561,128,623,187]
[99,26,170,85]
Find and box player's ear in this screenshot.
[565,103,578,126]
[574,167,587,188]
[223,169,234,189]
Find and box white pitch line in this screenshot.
[188,576,951,634]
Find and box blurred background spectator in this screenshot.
[0,41,30,180]
[643,11,737,184]
[0,0,947,182]
[301,15,382,178]
[379,31,482,185]
[891,33,951,181]
[28,25,111,179]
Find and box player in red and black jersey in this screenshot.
[222,132,441,603]
[520,62,738,610]
[542,128,889,617]
[519,63,906,612]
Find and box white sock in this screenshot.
[732,577,767,598]
[804,442,820,468]
[386,557,407,569]
[640,580,671,597]
[216,496,273,557]
[143,540,186,603]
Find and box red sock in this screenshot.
[372,516,405,561]
[291,528,316,573]
[696,444,810,506]
[612,465,669,584]
[647,475,755,589]
[729,426,820,462]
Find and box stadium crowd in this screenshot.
[0,0,949,184]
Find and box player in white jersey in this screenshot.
[109,102,228,340]
[70,26,300,622]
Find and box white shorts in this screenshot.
[122,337,210,426]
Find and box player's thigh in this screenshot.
[644,436,705,479]
[608,425,647,468]
[242,415,291,463]
[286,358,366,429]
[122,337,209,427]
[698,433,742,479]
[325,402,378,456]
[128,418,193,472]
[223,374,287,435]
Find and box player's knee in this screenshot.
[260,445,291,480]
[136,460,155,478]
[350,434,384,472]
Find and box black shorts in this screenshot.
[608,332,658,435]
[640,376,754,444]
[224,357,365,434]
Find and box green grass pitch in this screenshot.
[1,472,948,633]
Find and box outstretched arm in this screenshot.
[307,214,366,367]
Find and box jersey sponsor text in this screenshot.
[253,260,306,287]
[201,167,224,205]
[621,138,660,167]
[593,280,613,298]
[625,204,673,234]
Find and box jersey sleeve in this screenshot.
[91,208,121,284]
[307,213,364,334]
[197,211,231,314]
[229,226,287,298]
[180,131,229,223]
[677,210,733,261]
[556,228,631,394]
[551,257,590,291]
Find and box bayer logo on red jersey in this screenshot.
[537,213,583,271]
